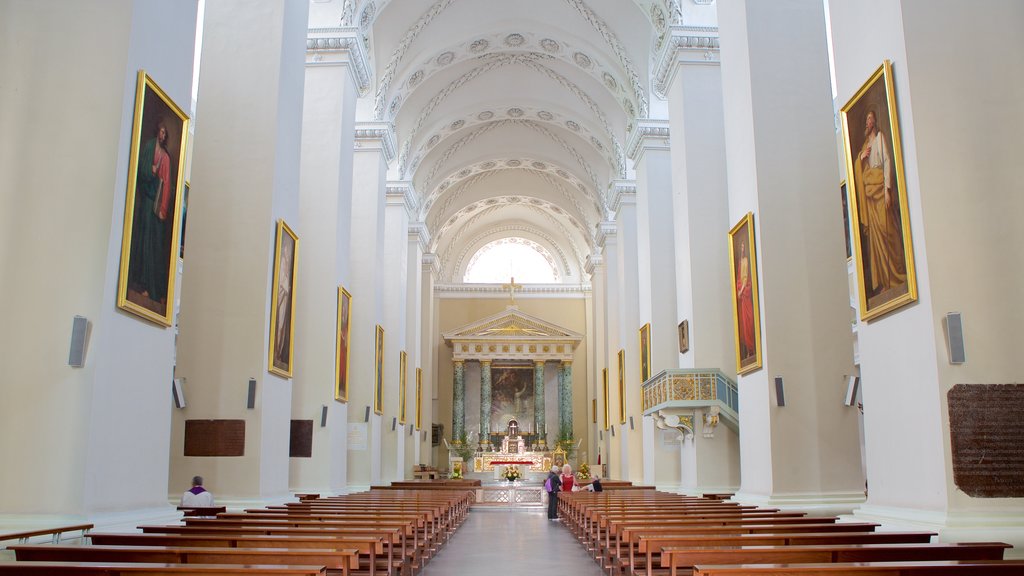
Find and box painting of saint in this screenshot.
[335,287,352,401]
[728,213,761,375]
[269,220,298,377]
[490,366,533,425]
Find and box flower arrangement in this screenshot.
[502,465,521,482]
[577,462,591,480]
[450,461,463,479]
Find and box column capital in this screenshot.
[453,359,465,367]
[422,253,441,277]
[387,180,419,216]
[626,120,671,163]
[562,360,573,367]
[595,221,617,248]
[535,360,546,367]
[609,181,637,214]
[584,253,604,275]
[354,122,397,164]
[306,27,371,95]
[480,359,492,367]
[652,26,721,98]
[409,222,431,252]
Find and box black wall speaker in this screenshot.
[391,417,397,431]
[629,416,635,430]
[946,312,966,364]
[844,375,860,407]
[408,424,414,436]
[364,406,371,422]
[247,378,257,409]
[774,376,786,407]
[172,378,186,409]
[599,430,603,441]
[68,315,90,367]
[320,405,329,427]
[610,425,616,437]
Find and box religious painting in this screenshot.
[602,368,610,430]
[840,59,917,321]
[117,70,190,326]
[617,349,626,424]
[840,181,852,260]
[398,351,407,425]
[334,286,352,402]
[678,319,689,354]
[639,323,651,383]
[491,366,533,431]
[728,213,762,375]
[268,220,299,377]
[592,399,597,424]
[415,367,422,430]
[374,325,384,414]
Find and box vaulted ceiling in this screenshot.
[317,0,718,283]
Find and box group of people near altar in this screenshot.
[544,463,602,520]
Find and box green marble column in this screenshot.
[559,361,573,441]
[533,360,545,447]
[453,360,465,441]
[480,360,492,450]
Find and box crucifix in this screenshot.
[502,277,521,305]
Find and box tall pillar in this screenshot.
[452,360,465,441]
[532,360,546,446]
[171,0,308,504]
[381,186,410,482]
[558,361,574,442]
[421,254,440,465]
[597,222,621,478]
[479,360,492,449]
[407,219,428,471]
[718,0,862,507]
[585,254,606,465]
[613,182,643,482]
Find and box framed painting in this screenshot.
[268,219,298,377]
[398,351,407,424]
[374,325,384,414]
[334,286,352,402]
[678,319,689,354]
[638,323,651,383]
[617,349,626,424]
[602,368,609,430]
[840,59,917,321]
[415,367,422,430]
[117,70,190,326]
[728,212,762,375]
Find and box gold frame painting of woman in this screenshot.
[398,351,407,425]
[268,219,299,377]
[638,323,651,383]
[335,286,352,402]
[841,60,917,321]
[728,212,762,375]
[117,70,190,326]
[374,325,384,415]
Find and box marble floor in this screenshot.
[419,508,605,576]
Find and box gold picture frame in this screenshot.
[638,323,651,383]
[728,212,762,375]
[374,325,384,415]
[840,60,917,321]
[602,368,609,430]
[398,351,407,424]
[335,286,352,402]
[415,367,422,430]
[617,349,626,424]
[678,319,689,354]
[268,219,299,377]
[117,70,190,326]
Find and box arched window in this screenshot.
[463,237,559,283]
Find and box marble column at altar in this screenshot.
[453,360,465,441]
[533,360,546,448]
[480,360,493,450]
[559,361,573,442]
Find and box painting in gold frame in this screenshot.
[334,286,352,402]
[638,323,651,383]
[840,59,917,321]
[398,351,407,424]
[602,368,609,430]
[117,70,190,326]
[268,219,299,377]
[415,367,422,430]
[678,319,689,354]
[617,349,626,424]
[374,325,384,414]
[728,212,762,375]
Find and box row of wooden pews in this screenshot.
[557,490,1023,576]
[1,488,474,575]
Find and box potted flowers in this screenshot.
[502,465,521,482]
[450,461,463,479]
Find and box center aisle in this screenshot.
[419,508,605,576]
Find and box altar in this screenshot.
[474,451,550,474]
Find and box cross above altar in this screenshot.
[501,277,522,306]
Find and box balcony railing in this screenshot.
[641,369,739,425]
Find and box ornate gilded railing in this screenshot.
[642,369,739,418]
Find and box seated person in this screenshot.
[588,476,603,492]
[180,475,214,507]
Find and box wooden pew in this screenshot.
[178,506,226,518]
[0,523,93,544]
[9,544,358,576]
[658,542,1011,576]
[0,561,327,574]
[691,559,1024,575]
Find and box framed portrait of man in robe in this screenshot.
[840,60,917,321]
[374,325,384,415]
[638,323,651,383]
[398,351,407,425]
[617,349,626,424]
[117,70,190,326]
[335,286,352,402]
[269,220,298,377]
[728,212,762,375]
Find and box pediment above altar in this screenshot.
[443,306,582,362]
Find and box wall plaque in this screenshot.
[184,419,245,457]
[948,384,1024,497]
[290,419,313,458]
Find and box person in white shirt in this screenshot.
[180,475,214,507]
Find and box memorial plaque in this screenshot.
[948,384,1024,497]
[184,419,245,457]
[289,420,313,458]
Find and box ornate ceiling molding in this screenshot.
[354,122,397,163]
[448,224,575,283]
[595,220,617,248]
[652,26,720,99]
[306,27,372,95]
[409,221,431,252]
[386,180,420,217]
[422,252,441,276]
[625,119,671,162]
[608,180,636,214]
[583,252,603,275]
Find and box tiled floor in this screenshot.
[419,508,605,576]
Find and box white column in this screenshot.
[584,254,606,469]
[381,185,410,482]
[289,25,361,496]
[407,220,428,469]
[612,182,643,482]
[421,254,440,466]
[719,0,862,507]
[345,123,394,490]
